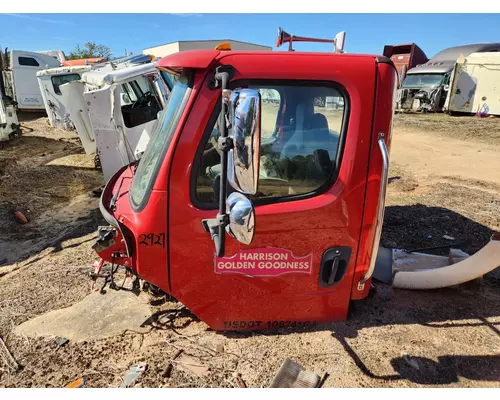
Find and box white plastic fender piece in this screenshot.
[84,85,125,183]
[59,81,96,155]
[393,233,500,289]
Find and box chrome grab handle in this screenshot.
[358,133,389,290]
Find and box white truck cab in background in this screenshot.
[37,50,67,64]
[2,50,61,111]
[59,62,169,181]
[37,65,94,128]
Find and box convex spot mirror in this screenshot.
[226,192,255,245]
[227,88,261,195]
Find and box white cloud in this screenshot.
[3,13,74,26]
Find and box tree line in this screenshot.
[67,42,112,60]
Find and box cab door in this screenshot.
[168,53,380,331]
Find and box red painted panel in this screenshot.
[156,50,220,71]
[351,61,398,300]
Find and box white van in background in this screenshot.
[1,50,61,111]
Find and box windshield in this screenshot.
[401,73,445,89]
[129,73,190,207]
[161,71,179,91]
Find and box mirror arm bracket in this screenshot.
[217,136,234,152]
[203,65,235,258]
[216,213,230,226]
[201,213,229,258]
[208,65,234,90]
[201,215,229,232]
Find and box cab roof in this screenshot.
[36,64,94,77]
[156,49,389,73]
[81,62,158,87]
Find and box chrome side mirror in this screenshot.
[227,89,261,195]
[202,84,261,256]
[226,192,255,245]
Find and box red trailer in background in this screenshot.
[383,43,428,83]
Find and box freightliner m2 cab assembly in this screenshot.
[93,30,397,330]
[92,33,500,332]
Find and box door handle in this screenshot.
[318,247,352,288]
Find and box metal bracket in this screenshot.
[208,65,235,90]
[202,212,230,257]
[217,136,234,152]
[92,226,117,253]
[202,213,229,234]
[217,213,229,226]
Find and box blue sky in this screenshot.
[1,13,499,59]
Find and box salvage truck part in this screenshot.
[92,32,399,331]
[391,233,500,290]
[397,42,500,113]
[0,52,20,143]
[0,93,20,143]
[444,52,500,116]
[37,65,94,129]
[2,49,61,111]
[58,62,169,182]
[81,62,169,182]
[37,53,158,129]
[59,80,97,154]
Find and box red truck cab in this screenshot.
[94,47,397,331]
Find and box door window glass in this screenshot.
[194,83,347,205]
[18,57,40,67]
[51,73,81,95]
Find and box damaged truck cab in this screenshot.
[94,44,398,331]
[396,42,500,113]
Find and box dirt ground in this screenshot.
[0,112,499,388]
[0,113,103,267]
